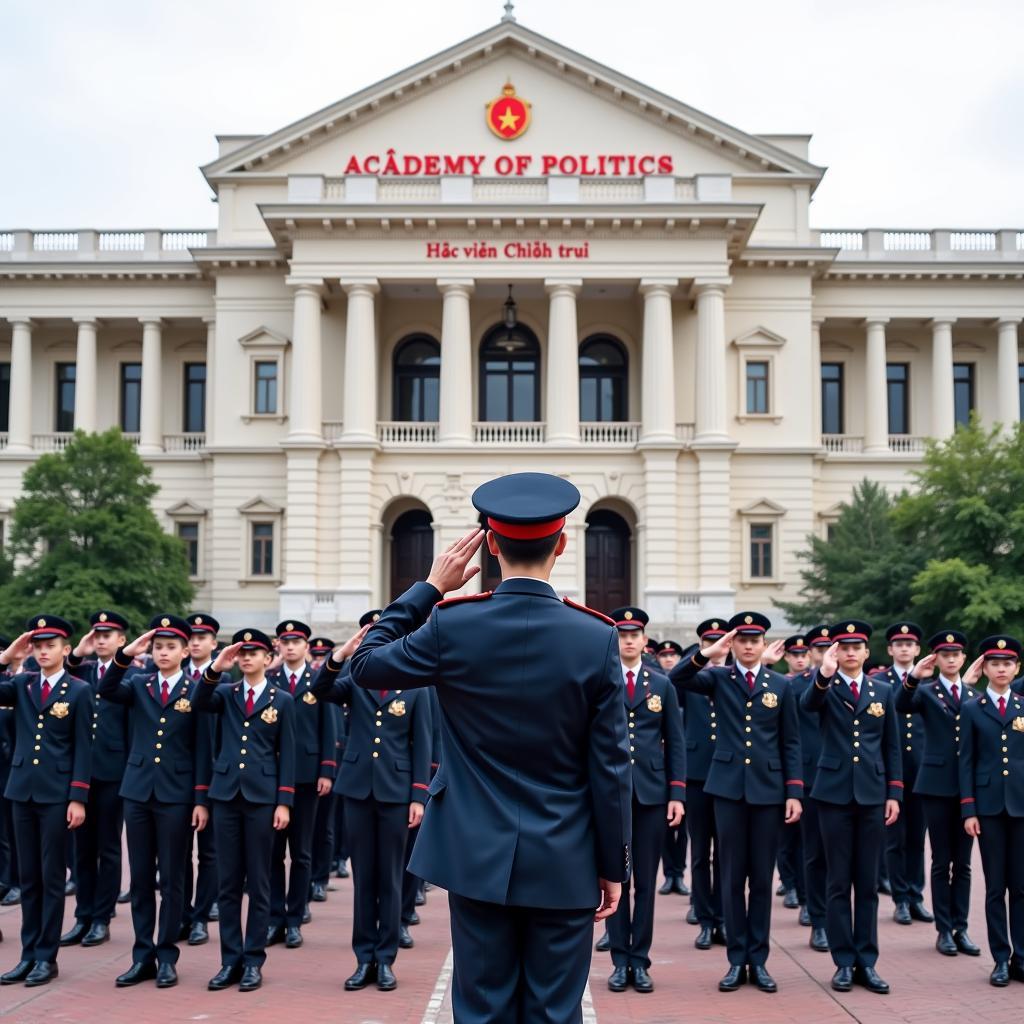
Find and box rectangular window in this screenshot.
[176,521,199,576]
[826,523,837,544]
[745,360,769,415]
[886,363,909,435]
[821,363,844,434]
[183,362,206,433]
[1018,364,1023,421]
[120,362,142,433]
[750,523,773,578]
[251,522,274,576]
[254,361,278,415]
[0,362,10,433]
[55,362,76,432]
[953,363,975,427]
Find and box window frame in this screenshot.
[119,361,142,433]
[392,334,441,422]
[820,361,845,435]
[176,520,201,579]
[54,361,76,432]
[886,362,910,435]
[253,360,279,417]
[0,361,10,434]
[478,323,542,423]
[250,521,275,577]
[578,334,628,423]
[182,361,207,434]
[953,362,976,427]
[748,522,774,579]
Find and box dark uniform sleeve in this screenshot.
[780,678,804,799]
[958,705,977,818]
[194,710,214,807]
[661,682,687,801]
[800,668,831,712]
[882,689,904,802]
[101,651,139,704]
[317,694,339,780]
[0,673,16,704]
[310,657,354,704]
[894,674,921,713]
[669,652,717,697]
[410,692,432,806]
[276,696,296,808]
[194,669,228,711]
[70,686,94,801]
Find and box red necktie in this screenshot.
[192,668,200,681]
[290,673,297,695]
[745,671,755,694]
[951,683,960,706]
[161,680,169,706]
[246,688,255,716]
[999,696,1006,718]
[850,678,860,701]
[98,665,106,680]
[901,671,908,684]
[41,679,51,703]
[626,670,636,702]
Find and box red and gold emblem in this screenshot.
[486,81,531,141]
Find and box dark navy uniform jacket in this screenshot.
[66,655,131,783]
[348,578,633,910]
[311,663,431,805]
[872,666,923,787]
[789,671,823,790]
[670,658,803,805]
[895,675,978,797]
[802,669,903,806]
[268,664,338,786]
[622,665,686,806]
[194,673,297,807]
[958,691,1024,818]
[0,670,93,803]
[679,688,716,783]
[100,654,212,805]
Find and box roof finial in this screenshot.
[502,1,516,22]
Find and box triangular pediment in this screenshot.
[238,326,290,349]
[739,498,788,518]
[238,496,284,516]
[166,499,208,518]
[732,325,787,348]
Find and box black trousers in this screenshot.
[686,780,722,928]
[817,800,884,968]
[270,782,319,927]
[712,798,782,966]
[976,813,1024,964]
[0,791,19,890]
[449,892,594,1024]
[72,778,123,926]
[401,822,422,924]
[213,795,275,968]
[334,793,349,860]
[922,795,973,933]
[183,806,218,925]
[777,814,804,900]
[123,797,192,965]
[800,796,828,929]
[311,791,337,885]
[12,800,67,963]
[608,799,665,969]
[661,823,687,880]
[885,788,926,904]
[345,795,408,965]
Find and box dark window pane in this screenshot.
[0,362,10,433]
[120,363,141,433]
[750,523,773,578]
[953,363,974,427]
[512,371,535,420]
[746,361,769,415]
[251,522,274,576]
[55,363,76,432]
[578,335,627,422]
[485,373,508,420]
[254,361,278,414]
[176,521,199,576]
[392,335,441,421]
[821,362,844,434]
[479,325,540,422]
[1018,364,1024,422]
[886,363,909,435]
[183,362,206,433]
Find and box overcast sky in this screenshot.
[2,0,1021,230]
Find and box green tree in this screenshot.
[0,429,194,636]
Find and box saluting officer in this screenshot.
[196,628,297,993]
[605,608,685,995]
[897,630,981,957]
[0,616,92,988]
[267,619,337,949]
[802,621,902,995]
[777,635,811,916]
[959,635,1024,986]
[671,612,803,994]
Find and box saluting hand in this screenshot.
[910,652,938,681]
[332,623,372,663]
[820,641,841,678]
[700,628,736,660]
[0,631,34,666]
[122,629,157,659]
[212,642,245,673]
[73,629,97,659]
[425,528,485,596]
[761,638,786,665]
[963,655,985,686]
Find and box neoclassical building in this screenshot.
[1,16,1022,637]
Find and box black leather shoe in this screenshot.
[64,880,77,896]
[398,926,414,949]
[177,922,191,942]
[686,905,699,925]
[407,910,421,926]
[798,905,812,927]
[775,883,786,896]
[1,961,34,985]
[344,962,376,990]
[810,927,830,952]
[309,882,327,902]
[936,931,958,956]
[893,902,912,925]
[156,963,178,988]
[607,966,629,992]
[116,961,157,987]
[783,889,800,909]
[877,878,892,896]
[82,923,110,947]
[336,859,350,878]
[1010,959,1024,983]
[266,924,285,946]
[208,902,220,922]
[239,965,262,992]
[1,887,21,906]
[301,904,312,925]
[25,961,58,987]
[632,966,654,992]
[657,878,674,895]
[595,931,610,952]
[831,966,853,991]
[117,889,131,904]
[673,878,690,896]
[695,926,712,950]
[285,926,303,949]
[60,921,89,946]
[954,930,981,956]
[415,891,426,906]
[188,922,209,945]
[909,900,934,922]
[991,961,1010,987]
[749,965,777,992]
[208,964,243,990]
[711,926,727,946]
[376,963,397,991]
[854,966,890,994]
[718,965,746,991]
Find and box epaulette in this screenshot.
[437,591,493,609]
[562,596,615,625]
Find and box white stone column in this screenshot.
[810,317,824,445]
[863,317,889,453]
[930,318,956,439]
[693,280,730,444]
[202,316,216,445]
[286,281,324,444]
[545,278,582,444]
[138,317,164,454]
[996,318,1021,430]
[642,448,681,622]
[340,279,380,444]
[6,317,34,453]
[72,318,99,433]
[640,279,679,444]
[695,446,736,601]
[437,279,474,443]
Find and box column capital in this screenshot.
[5,316,35,328]
[544,278,582,296]
[437,278,475,295]
[862,316,890,327]
[640,277,680,297]
[201,314,217,326]
[285,276,324,293]
[928,316,956,329]
[689,277,730,298]
[72,316,100,328]
[995,316,1023,327]
[340,278,380,296]
[138,316,164,328]
[811,315,827,327]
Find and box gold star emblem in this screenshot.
[372,613,380,622]
[161,618,170,628]
[744,615,753,625]
[847,624,856,632]
[946,634,954,644]
[624,611,633,621]
[244,632,252,642]
[796,638,803,646]
[998,639,1007,649]
[712,622,719,630]
[37,618,46,628]
[820,628,829,636]
[99,613,108,623]
[497,106,520,132]
[195,617,203,625]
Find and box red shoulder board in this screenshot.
[437,591,493,609]
[562,597,615,625]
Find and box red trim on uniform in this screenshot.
[278,786,295,793]
[960,797,975,804]
[931,644,964,652]
[412,782,430,791]
[438,591,493,608]
[836,633,869,643]
[982,649,1019,658]
[320,760,337,767]
[277,631,307,640]
[486,515,565,540]
[155,628,190,641]
[669,781,686,788]
[562,597,615,625]
[71,781,90,790]
[190,625,217,634]
[30,627,69,639]
[614,619,644,629]
[430,762,440,769]
[890,781,905,788]
[785,780,803,787]
[194,785,210,791]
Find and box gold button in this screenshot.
[746,703,752,709]
[244,721,250,727]
[906,733,912,738]
[241,734,248,741]
[629,733,635,739]
[372,752,379,759]
[35,734,41,740]
[32,758,39,765]
[745,715,751,721]
[629,712,635,718]
[744,758,751,765]
[1004,770,1010,776]
[955,714,960,721]
[374,738,381,745]
[34,745,40,751]
[376,722,382,728]
[154,757,160,764]
[1004,757,1009,763]
[854,719,860,725]
[906,746,912,752]
[239,763,245,769]
[629,746,635,752]
[1003,747,1008,753]
[159,718,166,724]
[906,714,912,720]
[745,727,751,733]
[853,756,860,763]
[376,711,382,717]
[955,726,960,732]
[157,730,164,736]
[1002,734,1008,741]
[710,734,716,740]
[630,758,635,765]
[93,714,98,720]
[853,731,860,737]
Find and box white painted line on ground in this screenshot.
[420,947,455,1024]
[582,981,598,1023]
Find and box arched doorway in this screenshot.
[390,509,434,601]
[585,509,632,614]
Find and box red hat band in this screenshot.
[487,516,565,540]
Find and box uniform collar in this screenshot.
[493,577,558,599]
[987,686,1010,706]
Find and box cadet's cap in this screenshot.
[232,627,273,652]
[831,620,873,644]
[309,637,335,655]
[807,624,833,648]
[146,614,191,641]
[188,613,220,636]
[276,620,311,640]
[784,635,810,653]
[886,621,923,644]
[610,607,649,632]
[928,629,967,652]
[697,618,728,640]
[978,635,1022,660]
[26,614,74,641]
[658,640,684,657]
[90,610,129,633]
[472,472,580,540]
[359,610,383,629]
[644,637,659,652]
[728,611,771,635]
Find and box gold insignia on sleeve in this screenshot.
[50,701,70,718]
[388,699,407,717]
[646,694,662,713]
[762,691,778,709]
[302,691,317,704]
[868,702,885,717]
[261,706,278,724]
[1012,716,1024,732]
[174,698,192,713]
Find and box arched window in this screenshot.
[393,335,440,421]
[579,335,628,422]
[479,323,540,422]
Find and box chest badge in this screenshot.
[388,700,406,717]
[646,694,662,713]
[261,706,279,724]
[1012,716,1024,732]
[867,702,885,718]
[761,691,778,709]
[302,691,317,705]
[174,698,192,713]
[50,701,70,718]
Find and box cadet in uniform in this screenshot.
[0,636,15,912]
[777,635,811,915]
[802,622,902,994]
[958,635,1024,986]
[655,640,690,899]
[196,628,297,993]
[267,619,337,948]
[605,608,685,994]
[0,616,92,988]
[898,630,981,957]
[671,612,803,994]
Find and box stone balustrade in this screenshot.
[815,229,1024,260]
